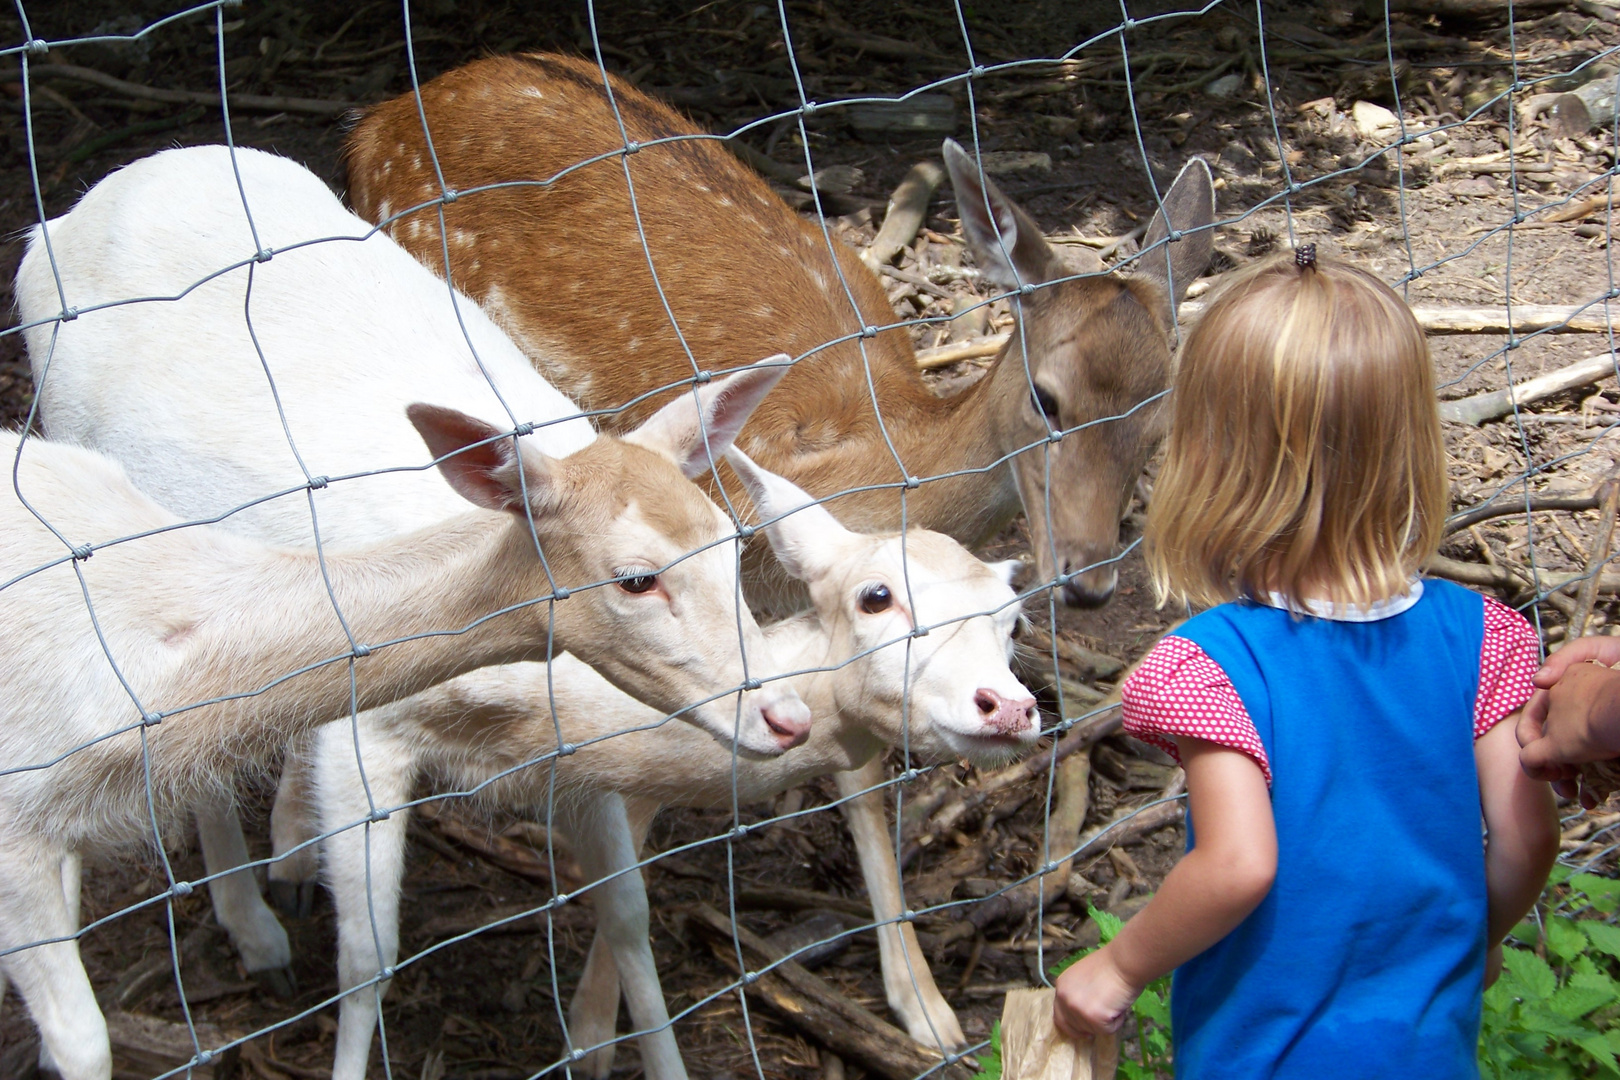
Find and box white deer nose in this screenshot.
[975,688,1036,735]
[761,695,812,750]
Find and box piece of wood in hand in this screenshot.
[998,987,1118,1080]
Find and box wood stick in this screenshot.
[1446,493,1601,534]
[1563,478,1620,643]
[903,706,1124,866]
[1020,626,1126,680]
[917,304,1615,370]
[863,162,946,272]
[27,63,354,116]
[1439,352,1620,425]
[999,987,1117,1080]
[414,801,561,887]
[686,903,974,1080]
[917,334,1008,370]
[734,886,872,919]
[106,1011,241,1080]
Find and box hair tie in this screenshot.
[1295,243,1317,270]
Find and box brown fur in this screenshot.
[345,53,1203,605]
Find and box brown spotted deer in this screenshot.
[343,52,1214,611]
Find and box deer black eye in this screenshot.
[1030,386,1061,422]
[617,572,659,594]
[1011,615,1029,640]
[859,583,893,614]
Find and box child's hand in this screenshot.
[1053,947,1140,1041]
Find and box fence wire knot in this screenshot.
[24,38,46,55]
[70,543,93,561]
[743,677,761,691]
[552,586,570,601]
[141,710,162,727]
[624,140,642,155]
[59,306,79,323]
[441,188,459,204]
[171,880,193,898]
[737,523,756,539]
[694,369,712,384]
[513,421,535,436]
[904,474,921,489]
[307,475,329,490]
[351,644,372,658]
[742,970,759,984]
[368,808,390,823]
[254,248,273,263]
[558,742,577,757]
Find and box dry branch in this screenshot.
[863,162,945,271]
[1439,352,1620,425]
[916,305,1611,371]
[415,801,577,888]
[27,63,353,116]
[687,903,974,1080]
[1446,493,1602,533]
[1564,478,1620,642]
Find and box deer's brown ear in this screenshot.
[1135,157,1216,324]
[943,139,1079,289]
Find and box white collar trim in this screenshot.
[1261,579,1424,623]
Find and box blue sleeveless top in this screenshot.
[1169,578,1487,1079]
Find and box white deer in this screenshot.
[0,413,772,1080]
[12,144,809,1056]
[271,449,1038,1080]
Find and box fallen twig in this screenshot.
[686,903,973,1080]
[1439,351,1620,425]
[916,335,1007,370]
[27,63,354,116]
[863,162,945,272]
[1563,477,1620,642]
[1446,493,1601,534]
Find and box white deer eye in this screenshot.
[858,583,893,614]
[615,568,659,594]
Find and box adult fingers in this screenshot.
[1536,637,1620,686]
[1517,699,1547,749]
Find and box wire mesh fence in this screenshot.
[0,1,1617,1077]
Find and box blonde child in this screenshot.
[1053,248,1560,1077]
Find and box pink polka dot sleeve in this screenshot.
[1475,596,1541,738]
[1121,636,1272,784]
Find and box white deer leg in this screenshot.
[317,716,417,1080]
[0,842,111,1080]
[567,795,658,1080]
[836,760,966,1053]
[268,732,322,918]
[558,792,685,1080]
[194,792,293,991]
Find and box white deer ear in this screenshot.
[627,356,791,479]
[725,447,851,582]
[407,403,556,514]
[985,559,1024,588]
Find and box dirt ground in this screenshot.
[1,1,1618,1078]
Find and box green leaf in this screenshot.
[1089,905,1124,945]
[1550,980,1614,1020]
[1510,919,1540,946]
[1583,920,1620,961]
[971,1020,1002,1080]
[1548,916,1587,964]
[1571,874,1620,915]
[1503,946,1559,999]
[1577,1034,1620,1076]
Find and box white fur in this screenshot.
[12,146,808,1080]
[285,454,1038,1080]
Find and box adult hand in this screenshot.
[1052,948,1139,1042]
[1533,636,1620,689]
[1518,659,1620,803]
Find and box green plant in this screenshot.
[971,1020,1002,1080]
[1480,868,1620,1079]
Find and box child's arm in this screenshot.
[1477,712,1559,955]
[1053,738,1275,1040]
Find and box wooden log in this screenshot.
[1439,352,1620,425]
[106,1011,241,1080]
[998,987,1118,1080]
[27,63,352,116]
[917,334,1008,370]
[1376,0,1563,16]
[686,903,974,1080]
[863,162,946,271]
[1020,627,1126,681]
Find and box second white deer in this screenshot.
[273,449,1038,1080]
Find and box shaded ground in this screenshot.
[1,1,1618,1078]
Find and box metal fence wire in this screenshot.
[0,0,1617,1077]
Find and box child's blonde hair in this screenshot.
[1146,251,1446,610]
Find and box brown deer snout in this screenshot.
[1062,557,1119,608]
[975,688,1037,735]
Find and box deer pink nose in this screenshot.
[975,688,1036,734]
[762,700,811,750]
